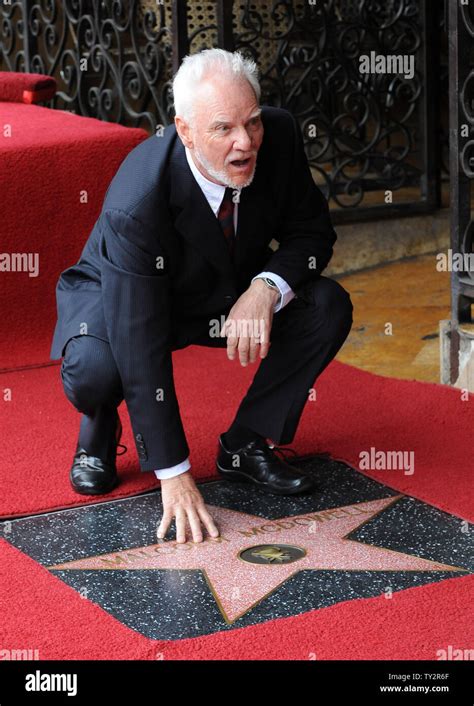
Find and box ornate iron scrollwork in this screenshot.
[0,0,175,131]
[230,0,437,219]
[0,0,447,221]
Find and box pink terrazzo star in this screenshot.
[48,496,464,623]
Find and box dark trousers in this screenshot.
[60,276,353,465]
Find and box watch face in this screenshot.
[265,278,277,287]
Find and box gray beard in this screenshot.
[193,146,256,190]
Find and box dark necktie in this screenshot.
[218,187,235,258]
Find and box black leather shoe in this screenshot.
[216,434,316,495]
[69,412,127,495]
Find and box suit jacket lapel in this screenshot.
[168,136,273,280]
[233,172,275,272]
[169,141,236,281]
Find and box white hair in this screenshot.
[172,48,261,123]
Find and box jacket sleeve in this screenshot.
[99,208,190,471]
[262,112,337,292]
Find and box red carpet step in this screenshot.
[0,101,147,371]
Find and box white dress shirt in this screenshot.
[153,147,295,480]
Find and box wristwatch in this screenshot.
[254,276,281,304]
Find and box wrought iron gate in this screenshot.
[0,0,447,224]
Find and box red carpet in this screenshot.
[0,350,472,523]
[0,537,471,659]
[1,348,472,662]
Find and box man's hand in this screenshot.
[157,471,220,543]
[220,278,280,365]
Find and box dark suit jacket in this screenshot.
[50,106,337,470]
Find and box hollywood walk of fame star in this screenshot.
[47,496,466,623]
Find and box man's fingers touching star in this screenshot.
[156,474,220,544]
[157,511,220,544]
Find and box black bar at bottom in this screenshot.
[0,659,472,702]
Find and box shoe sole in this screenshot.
[216,462,315,495]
